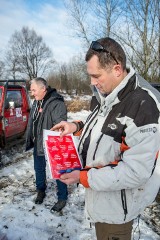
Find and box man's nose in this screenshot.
[91,77,98,86]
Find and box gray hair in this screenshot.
[30,77,48,89]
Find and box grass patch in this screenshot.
[65,97,91,112]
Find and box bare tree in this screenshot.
[64,0,123,48]
[6,26,55,80]
[115,0,159,81]
[64,0,91,47]
[0,60,5,79]
[65,54,91,94]
[0,50,6,79]
[156,0,160,79]
[64,0,159,81]
[5,50,22,80]
[47,54,91,95]
[91,0,123,38]
[59,64,70,94]
[48,63,70,93]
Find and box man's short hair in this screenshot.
[30,77,48,89]
[85,37,126,70]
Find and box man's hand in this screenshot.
[59,170,80,185]
[50,121,77,137]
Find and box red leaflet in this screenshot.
[43,130,82,179]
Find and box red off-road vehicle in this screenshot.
[0,80,31,159]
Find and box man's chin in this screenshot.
[98,89,105,94]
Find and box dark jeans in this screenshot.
[56,178,68,200]
[33,147,46,192]
[33,147,68,200]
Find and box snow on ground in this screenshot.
[0,111,160,240]
[0,154,95,240]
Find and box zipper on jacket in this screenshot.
[32,100,42,141]
[85,105,99,123]
[79,119,98,167]
[121,189,128,221]
[150,157,157,176]
[93,133,103,161]
[78,111,98,152]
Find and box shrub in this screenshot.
[65,97,91,112]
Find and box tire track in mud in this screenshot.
[0,142,32,169]
[0,142,33,189]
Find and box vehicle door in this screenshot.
[4,89,27,138]
[0,88,3,138]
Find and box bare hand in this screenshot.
[59,170,80,185]
[50,121,77,137]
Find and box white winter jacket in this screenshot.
[79,67,160,224]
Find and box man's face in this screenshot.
[30,82,46,101]
[87,55,119,94]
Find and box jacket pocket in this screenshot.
[93,190,125,221]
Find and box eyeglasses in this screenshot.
[90,41,119,65]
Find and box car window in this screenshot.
[5,90,23,109]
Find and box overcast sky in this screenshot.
[0,0,83,63]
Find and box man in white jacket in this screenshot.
[51,37,160,240]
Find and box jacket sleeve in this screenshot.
[50,99,67,125]
[86,97,160,191]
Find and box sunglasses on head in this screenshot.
[90,41,119,65]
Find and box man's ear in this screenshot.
[113,64,123,77]
[43,86,47,92]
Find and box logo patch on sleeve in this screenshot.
[140,127,157,133]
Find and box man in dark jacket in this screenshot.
[26,77,68,212]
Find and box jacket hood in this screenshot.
[44,86,64,102]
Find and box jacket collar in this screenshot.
[91,67,136,115]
